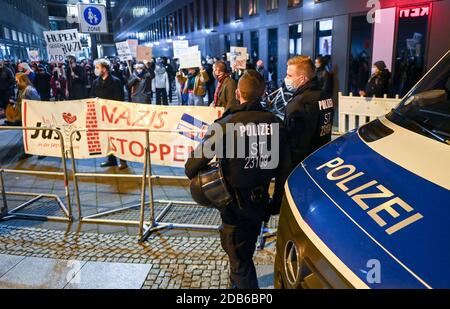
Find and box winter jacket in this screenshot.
[91,74,125,101]
[152,67,170,92]
[176,70,209,97]
[364,69,391,98]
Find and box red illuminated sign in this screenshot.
[399,5,430,18]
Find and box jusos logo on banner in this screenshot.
[22,99,223,168]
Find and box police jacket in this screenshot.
[91,74,125,101]
[185,101,292,225]
[285,78,335,167]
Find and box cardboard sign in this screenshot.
[22,99,223,168]
[229,47,249,70]
[179,50,202,69]
[116,41,133,61]
[127,39,139,58]
[44,29,82,63]
[172,40,189,58]
[136,46,153,62]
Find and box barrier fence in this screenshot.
[338,92,402,133]
[68,128,219,241]
[0,127,73,223]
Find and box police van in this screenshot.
[274,51,450,289]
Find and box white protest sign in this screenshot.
[116,41,133,61]
[44,29,82,63]
[22,99,223,168]
[229,47,249,69]
[179,47,202,69]
[136,46,153,62]
[172,40,189,58]
[27,49,40,62]
[127,39,139,58]
[78,3,108,33]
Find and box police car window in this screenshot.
[391,52,450,145]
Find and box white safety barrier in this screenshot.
[338,92,402,134]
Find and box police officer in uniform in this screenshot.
[185,70,291,289]
[284,56,335,167]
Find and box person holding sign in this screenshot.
[128,63,154,104]
[176,67,209,106]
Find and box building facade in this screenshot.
[113,0,450,94]
[0,0,49,61]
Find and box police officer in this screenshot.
[284,56,335,167]
[185,70,291,289]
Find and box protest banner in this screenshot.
[116,41,133,61]
[136,45,153,62]
[229,46,249,70]
[179,46,202,69]
[172,40,189,58]
[22,99,223,168]
[44,29,82,63]
[27,49,40,62]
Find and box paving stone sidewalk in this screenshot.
[0,224,277,289]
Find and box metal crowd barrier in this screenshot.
[68,128,220,241]
[0,127,73,223]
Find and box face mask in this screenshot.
[94,69,102,77]
[136,69,143,75]
[285,78,298,92]
[315,63,321,69]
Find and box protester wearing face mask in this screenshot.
[211,60,238,110]
[34,64,52,101]
[50,67,67,101]
[359,60,392,98]
[152,63,170,106]
[128,63,153,104]
[91,58,128,170]
[66,56,87,100]
[314,56,334,97]
[256,60,270,88]
[284,56,335,167]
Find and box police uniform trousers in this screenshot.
[219,219,262,289]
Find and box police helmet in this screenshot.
[190,162,233,210]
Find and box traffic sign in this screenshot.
[78,3,108,34]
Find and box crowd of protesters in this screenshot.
[0,51,395,167]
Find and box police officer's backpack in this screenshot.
[190,161,233,211]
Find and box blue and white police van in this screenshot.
[274,51,450,289]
